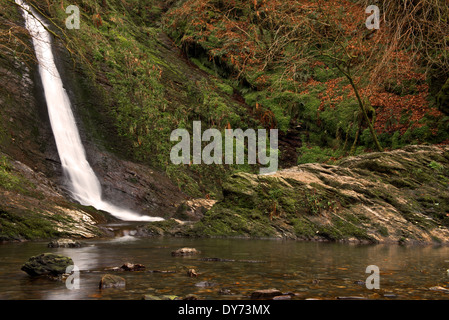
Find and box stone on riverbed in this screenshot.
[121,262,146,271]
[429,286,449,293]
[195,281,217,287]
[21,253,74,277]
[142,295,180,300]
[48,238,83,248]
[187,268,198,277]
[250,289,283,299]
[272,295,292,300]
[171,247,200,256]
[99,274,126,289]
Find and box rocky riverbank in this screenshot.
[141,145,449,244]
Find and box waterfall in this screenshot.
[16,0,163,222]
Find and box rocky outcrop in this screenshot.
[183,145,449,244]
[21,253,73,277]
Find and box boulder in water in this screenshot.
[21,253,73,277]
[99,274,126,289]
[187,268,198,277]
[171,247,200,256]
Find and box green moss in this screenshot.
[291,217,316,238]
[376,225,389,237]
[297,145,344,164]
[146,219,181,236]
[313,66,338,82]
[0,209,66,241]
[190,201,274,238]
[0,156,34,194]
[317,216,373,241]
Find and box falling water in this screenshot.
[16,0,162,222]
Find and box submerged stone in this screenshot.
[142,295,180,300]
[121,262,146,271]
[195,281,217,287]
[99,274,126,289]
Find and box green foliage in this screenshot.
[313,66,338,83]
[428,160,444,172]
[297,146,344,165]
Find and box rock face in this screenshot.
[48,238,83,248]
[21,253,73,277]
[188,145,449,244]
[99,274,126,289]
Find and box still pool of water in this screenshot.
[1,237,449,300]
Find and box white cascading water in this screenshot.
[16,0,163,222]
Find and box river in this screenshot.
[1,235,449,300]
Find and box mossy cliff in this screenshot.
[145,145,449,244]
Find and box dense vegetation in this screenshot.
[164,0,449,160]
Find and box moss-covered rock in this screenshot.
[21,253,73,277]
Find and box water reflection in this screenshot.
[1,238,449,300]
